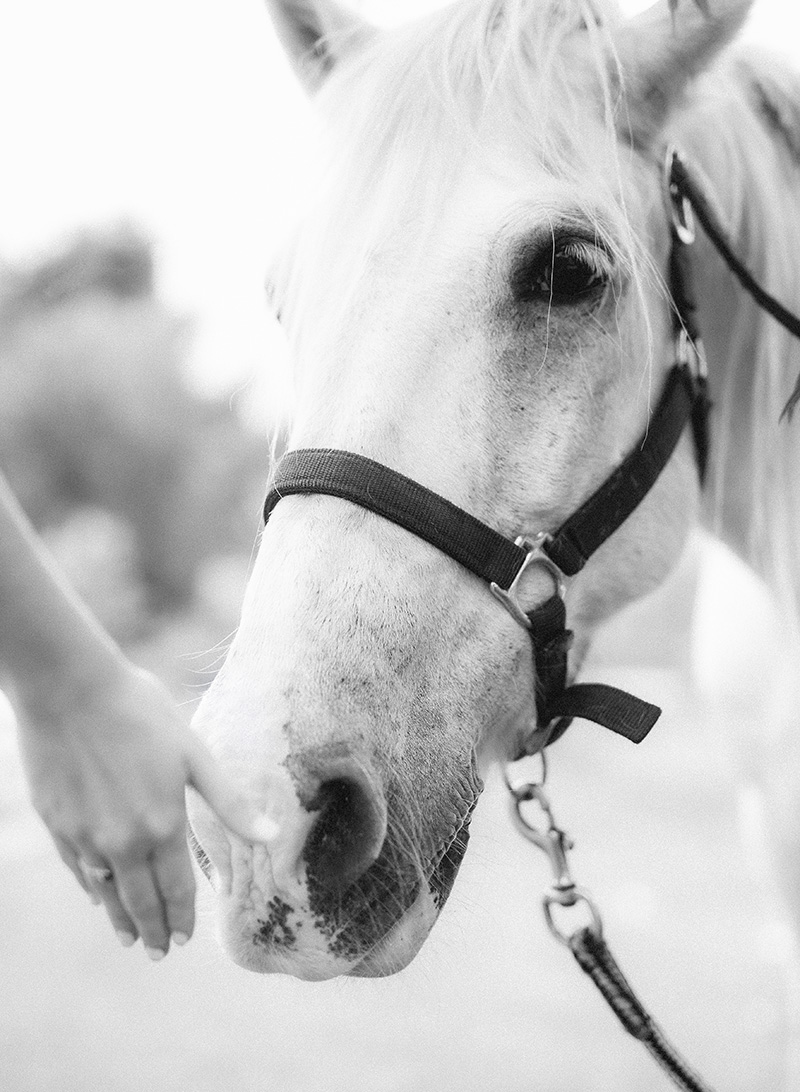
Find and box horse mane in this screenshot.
[674,46,800,635]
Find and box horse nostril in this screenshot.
[303,774,387,894]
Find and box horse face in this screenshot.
[189,160,682,980]
[188,0,750,979]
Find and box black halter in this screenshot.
[263,146,799,758]
[264,361,701,753]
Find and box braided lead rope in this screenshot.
[507,766,718,1092]
[569,927,717,1092]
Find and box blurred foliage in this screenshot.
[0,226,271,643]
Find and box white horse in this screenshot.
[188,0,800,982]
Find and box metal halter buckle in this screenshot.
[489,533,567,630]
[664,145,696,246]
[677,327,709,382]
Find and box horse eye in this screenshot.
[515,240,609,306]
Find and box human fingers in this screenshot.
[52,835,99,904]
[186,736,277,844]
[112,861,170,959]
[151,837,196,946]
[77,851,140,946]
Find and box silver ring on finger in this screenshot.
[82,863,115,884]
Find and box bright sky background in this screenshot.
[0,0,797,416]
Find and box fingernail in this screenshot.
[146,947,166,962]
[88,891,101,906]
[116,931,136,948]
[172,932,190,947]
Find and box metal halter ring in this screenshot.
[504,750,548,794]
[83,864,115,884]
[543,889,604,947]
[490,532,567,630]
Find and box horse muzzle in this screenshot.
[187,741,483,979]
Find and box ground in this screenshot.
[1,534,798,1092]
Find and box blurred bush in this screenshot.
[0,226,271,644]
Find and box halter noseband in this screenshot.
[263,146,795,758]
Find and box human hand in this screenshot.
[15,661,269,960]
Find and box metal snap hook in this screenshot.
[544,889,604,946]
[505,776,605,945]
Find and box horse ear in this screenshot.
[614,0,755,147]
[265,0,375,94]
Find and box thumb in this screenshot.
[185,736,278,844]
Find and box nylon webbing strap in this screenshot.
[524,591,661,745]
[526,593,573,726]
[265,448,528,591]
[265,366,699,592]
[263,367,697,746]
[547,683,660,745]
[542,367,696,577]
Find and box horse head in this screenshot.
[188,0,755,979]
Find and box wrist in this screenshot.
[12,641,132,729]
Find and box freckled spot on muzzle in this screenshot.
[255,897,301,951]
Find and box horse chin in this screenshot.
[348,888,441,978]
[215,886,440,981]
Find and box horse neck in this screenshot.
[672,54,800,635]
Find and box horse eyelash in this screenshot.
[556,237,612,276]
[511,234,613,304]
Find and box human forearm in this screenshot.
[0,472,125,713]
[0,472,271,961]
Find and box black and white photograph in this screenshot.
[2,1,800,1089]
